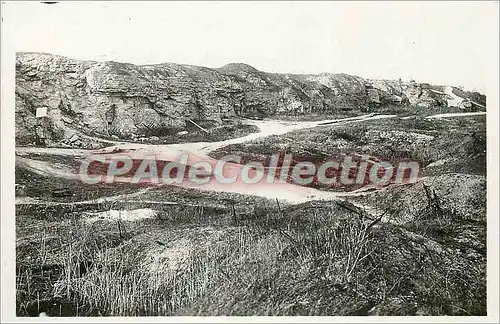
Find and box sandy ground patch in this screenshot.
[83,208,157,223]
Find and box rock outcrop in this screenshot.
[15,52,486,146]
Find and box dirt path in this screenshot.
[17,153,402,204]
[16,114,402,204]
[15,112,467,204]
[88,113,396,157]
[15,187,153,206]
[426,111,486,119]
[16,114,393,158]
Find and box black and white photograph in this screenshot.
[1,0,499,321]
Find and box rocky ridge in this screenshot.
[15,52,486,146]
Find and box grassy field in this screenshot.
[209,115,486,178]
[15,113,487,316]
[15,185,486,316]
[15,174,486,316]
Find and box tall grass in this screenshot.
[16,194,486,316]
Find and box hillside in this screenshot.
[15,52,486,147]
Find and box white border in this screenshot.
[1,1,499,323]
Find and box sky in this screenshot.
[2,1,498,92]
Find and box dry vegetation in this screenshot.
[15,114,487,317]
[16,182,486,316]
[209,115,486,176]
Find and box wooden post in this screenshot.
[232,205,237,225]
[276,198,283,217]
[186,118,209,133]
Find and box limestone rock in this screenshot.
[366,89,380,104]
[69,134,80,143]
[15,53,485,145]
